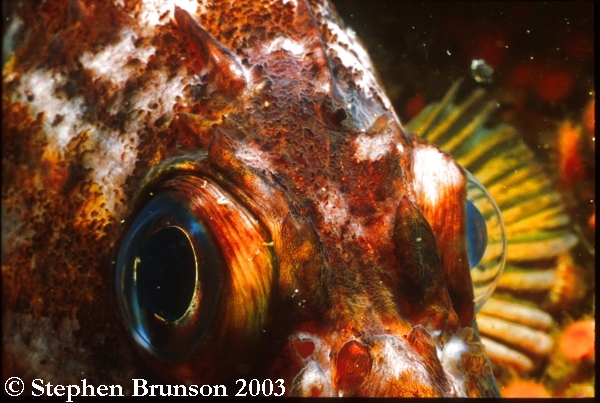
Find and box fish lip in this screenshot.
[289,323,497,397]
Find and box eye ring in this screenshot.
[464,169,507,312]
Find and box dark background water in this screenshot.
[331,1,594,128]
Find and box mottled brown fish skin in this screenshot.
[2,0,498,396]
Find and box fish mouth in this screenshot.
[289,325,499,397]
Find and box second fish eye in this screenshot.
[466,198,487,269]
[464,169,507,312]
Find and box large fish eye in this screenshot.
[464,169,507,312]
[115,174,274,382]
[115,193,221,360]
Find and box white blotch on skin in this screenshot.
[234,143,275,172]
[438,333,470,396]
[428,326,485,397]
[266,37,307,56]
[16,70,88,151]
[353,130,395,161]
[85,133,139,208]
[323,22,392,110]
[315,184,349,232]
[13,65,140,218]
[138,0,200,28]
[371,334,435,390]
[80,29,155,88]
[412,146,463,207]
[317,79,332,94]
[346,219,366,239]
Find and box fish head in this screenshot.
[2,0,498,397]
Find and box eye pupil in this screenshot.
[466,199,488,268]
[135,226,196,323]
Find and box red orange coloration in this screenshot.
[502,380,550,398]
[557,121,586,191]
[536,68,574,103]
[2,0,499,396]
[559,319,595,362]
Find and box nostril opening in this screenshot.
[291,338,316,359]
[336,340,372,391]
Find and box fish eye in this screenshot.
[466,199,487,268]
[464,169,507,312]
[115,193,222,360]
[135,226,196,323]
[114,174,274,381]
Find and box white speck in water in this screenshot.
[471,59,494,83]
